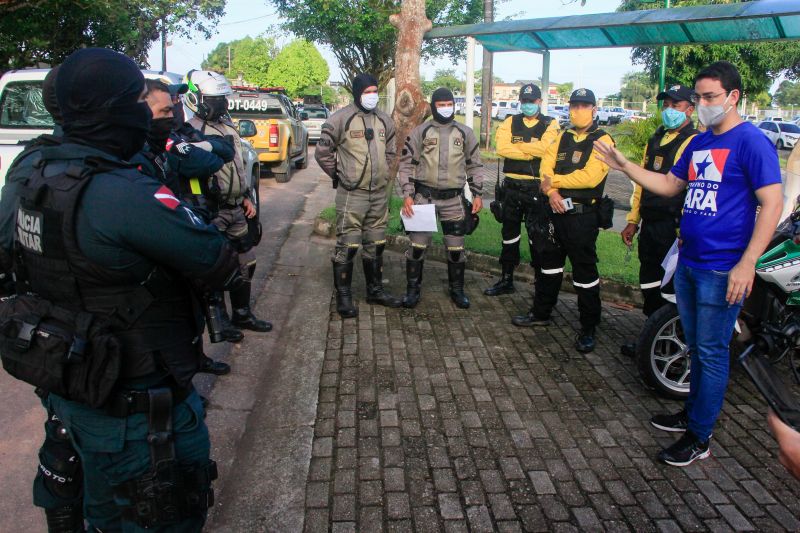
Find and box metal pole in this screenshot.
[466,37,475,131]
[541,50,550,114]
[480,0,493,149]
[227,45,232,77]
[161,18,167,71]
[658,0,670,98]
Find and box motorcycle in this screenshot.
[635,214,800,399]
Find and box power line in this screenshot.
[219,12,275,26]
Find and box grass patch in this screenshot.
[324,195,640,284]
[320,205,337,222]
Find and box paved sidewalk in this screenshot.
[302,258,800,532]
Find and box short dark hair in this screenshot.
[144,78,170,96]
[694,61,743,94]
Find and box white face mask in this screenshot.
[698,92,733,128]
[361,92,379,111]
[437,106,454,118]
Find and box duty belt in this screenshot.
[413,182,462,200]
[550,200,598,216]
[105,385,192,418]
[504,177,541,191]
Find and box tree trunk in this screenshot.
[480,0,494,149]
[389,0,432,178]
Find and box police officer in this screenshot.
[7,48,239,531]
[0,66,87,533]
[485,83,559,296]
[620,85,698,356]
[186,70,272,334]
[512,88,614,353]
[398,88,484,309]
[315,73,401,318]
[133,79,234,376]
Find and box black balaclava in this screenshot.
[430,87,455,124]
[56,48,152,161]
[200,95,228,122]
[172,98,186,129]
[352,73,378,113]
[147,117,174,154]
[42,66,62,126]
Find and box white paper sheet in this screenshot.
[401,203,438,232]
[661,238,680,288]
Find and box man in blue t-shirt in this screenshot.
[595,61,783,467]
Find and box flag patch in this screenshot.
[154,185,180,210]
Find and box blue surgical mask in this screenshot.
[520,103,539,117]
[661,107,687,130]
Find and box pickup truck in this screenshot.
[597,106,626,125]
[228,86,309,183]
[0,70,261,213]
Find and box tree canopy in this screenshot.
[775,81,800,108]
[266,39,330,97]
[422,69,464,96]
[0,0,225,71]
[267,0,483,88]
[203,36,280,87]
[619,71,658,103]
[617,0,800,97]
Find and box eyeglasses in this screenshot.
[690,91,729,105]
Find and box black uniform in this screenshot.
[637,124,697,315]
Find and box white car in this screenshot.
[300,105,329,143]
[496,101,520,120]
[758,120,800,150]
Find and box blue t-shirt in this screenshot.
[670,121,782,271]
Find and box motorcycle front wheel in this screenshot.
[636,304,691,400]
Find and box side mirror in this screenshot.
[300,111,309,120]
[238,119,257,138]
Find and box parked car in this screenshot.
[228,86,309,182]
[758,120,800,150]
[496,101,520,120]
[300,105,329,144]
[546,105,570,127]
[597,106,626,125]
[745,115,759,123]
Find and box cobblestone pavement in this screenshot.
[303,256,800,532]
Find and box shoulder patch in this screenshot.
[154,185,180,210]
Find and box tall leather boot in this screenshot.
[402,259,424,308]
[216,293,244,343]
[230,281,272,331]
[333,261,358,318]
[484,263,516,296]
[448,261,470,309]
[363,257,402,308]
[44,505,84,533]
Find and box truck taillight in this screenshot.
[269,124,279,147]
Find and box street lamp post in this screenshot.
[658,0,670,95]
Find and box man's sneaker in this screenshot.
[574,327,596,353]
[657,430,710,467]
[650,409,688,433]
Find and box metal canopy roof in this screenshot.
[425,0,800,53]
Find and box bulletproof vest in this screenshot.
[554,128,609,201]
[135,144,177,192]
[641,124,698,212]
[337,110,390,191]
[14,149,198,381]
[503,114,553,178]
[190,116,246,203]
[415,123,470,191]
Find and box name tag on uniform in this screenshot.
[556,152,566,162]
[423,138,438,146]
[562,197,574,211]
[17,207,43,254]
[511,136,523,143]
[350,130,364,138]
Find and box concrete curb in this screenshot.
[313,215,643,308]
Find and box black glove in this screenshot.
[205,135,235,163]
[332,171,340,189]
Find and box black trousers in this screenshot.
[532,210,601,329]
[499,179,544,267]
[638,211,679,316]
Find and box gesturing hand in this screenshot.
[593,140,629,172]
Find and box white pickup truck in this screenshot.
[0,69,53,186]
[0,69,262,201]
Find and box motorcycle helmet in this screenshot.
[184,69,233,120]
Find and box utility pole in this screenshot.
[227,45,232,76]
[160,17,167,71]
[480,0,493,149]
[658,0,670,97]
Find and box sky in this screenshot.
[146,0,646,98]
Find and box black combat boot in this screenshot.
[333,261,359,318]
[484,263,516,296]
[217,297,244,343]
[44,505,84,533]
[402,259,424,308]
[230,282,273,331]
[575,326,596,353]
[448,261,470,309]
[363,257,402,308]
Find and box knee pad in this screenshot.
[441,219,466,237]
[447,247,466,264]
[408,244,427,261]
[36,419,82,502]
[115,460,218,529]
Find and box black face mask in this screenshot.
[201,96,228,121]
[147,117,174,153]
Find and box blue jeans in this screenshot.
[674,262,743,441]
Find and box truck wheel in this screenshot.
[274,161,292,183]
[295,142,309,170]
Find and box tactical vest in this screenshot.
[415,123,471,191]
[135,144,176,192]
[191,117,247,203]
[15,149,199,383]
[337,111,390,191]
[641,124,698,213]
[554,128,609,202]
[503,114,553,178]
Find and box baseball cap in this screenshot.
[168,83,189,97]
[569,88,596,105]
[519,83,542,102]
[657,84,694,104]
